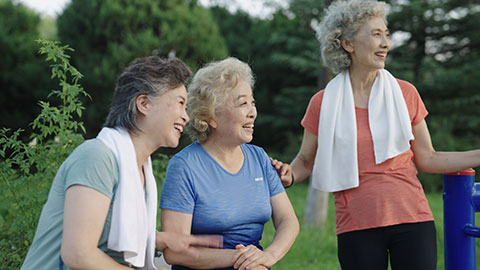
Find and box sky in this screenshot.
[17,0,288,18]
[18,0,69,17]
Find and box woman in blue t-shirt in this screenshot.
[160,57,299,270]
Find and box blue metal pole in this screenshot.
[443,168,476,270]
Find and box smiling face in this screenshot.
[143,85,189,148]
[343,16,390,72]
[209,80,257,146]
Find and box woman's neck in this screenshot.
[349,66,379,108]
[129,131,153,170]
[201,138,244,174]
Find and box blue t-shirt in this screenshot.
[160,142,284,270]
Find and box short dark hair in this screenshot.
[104,56,192,132]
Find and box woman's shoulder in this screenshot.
[170,142,204,163]
[396,78,418,93]
[243,143,265,152]
[311,89,326,101]
[395,78,423,101]
[68,139,116,165]
[242,144,270,161]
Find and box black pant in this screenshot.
[337,221,437,270]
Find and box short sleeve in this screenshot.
[300,90,325,135]
[397,79,429,126]
[62,139,118,199]
[159,156,196,214]
[260,148,285,197]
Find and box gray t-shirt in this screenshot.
[21,139,125,269]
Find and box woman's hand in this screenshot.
[232,244,276,270]
[270,157,292,187]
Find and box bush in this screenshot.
[0,40,89,267]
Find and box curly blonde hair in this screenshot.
[186,57,254,143]
[317,0,387,73]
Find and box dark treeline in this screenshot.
[1,0,479,191]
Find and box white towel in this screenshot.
[97,127,157,269]
[312,69,414,192]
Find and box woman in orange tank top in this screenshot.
[271,1,480,269]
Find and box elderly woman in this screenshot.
[272,0,480,269]
[22,56,221,270]
[160,57,299,270]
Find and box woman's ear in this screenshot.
[341,39,354,53]
[136,94,151,116]
[208,119,217,129]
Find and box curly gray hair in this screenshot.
[317,0,387,73]
[186,57,254,143]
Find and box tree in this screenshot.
[57,0,228,138]
[388,0,480,191]
[0,0,54,134]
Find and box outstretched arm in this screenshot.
[232,192,299,270]
[161,209,240,269]
[411,119,480,173]
[61,185,132,270]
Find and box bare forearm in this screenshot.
[164,247,237,269]
[416,149,480,174]
[264,218,299,266]
[64,248,132,270]
[291,154,314,183]
[155,231,168,250]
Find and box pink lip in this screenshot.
[243,125,254,134]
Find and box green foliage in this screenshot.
[388,0,480,191]
[0,40,87,268]
[56,0,228,138]
[0,0,55,136]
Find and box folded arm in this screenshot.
[61,185,132,270]
[233,192,299,270]
[411,119,480,173]
[161,209,240,269]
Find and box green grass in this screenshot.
[261,182,480,270]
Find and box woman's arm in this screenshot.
[411,119,480,173]
[271,129,318,187]
[161,209,240,269]
[155,231,223,258]
[61,185,132,270]
[232,192,299,270]
[290,129,318,184]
